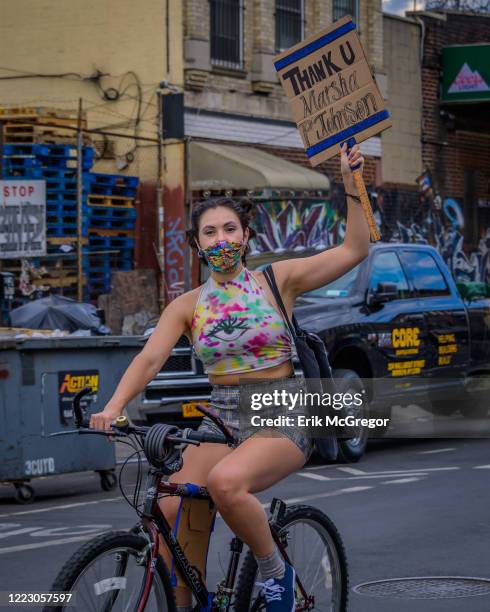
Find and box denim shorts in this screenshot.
[197,374,313,462]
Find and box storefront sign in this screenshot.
[442,44,490,103]
[273,15,391,166]
[0,180,46,258]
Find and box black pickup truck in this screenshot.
[126,243,490,462]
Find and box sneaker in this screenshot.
[256,562,296,611]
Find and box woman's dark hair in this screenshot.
[186,196,257,265]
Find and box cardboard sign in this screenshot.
[274,16,391,166]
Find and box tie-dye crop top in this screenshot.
[191,267,293,375]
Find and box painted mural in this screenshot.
[250,183,490,285]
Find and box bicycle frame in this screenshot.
[67,389,312,611]
[135,470,311,612]
[135,469,231,611]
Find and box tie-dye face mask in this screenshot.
[201,239,244,272]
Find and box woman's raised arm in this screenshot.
[274,143,370,298]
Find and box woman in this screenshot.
[90,143,370,611]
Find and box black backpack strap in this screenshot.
[263,265,297,340]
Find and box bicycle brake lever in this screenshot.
[166,434,200,446]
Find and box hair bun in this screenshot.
[239,198,254,214]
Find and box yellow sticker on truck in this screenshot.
[436,333,457,365]
[388,359,425,376]
[392,327,421,348]
[392,327,421,356]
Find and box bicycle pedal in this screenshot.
[270,497,286,523]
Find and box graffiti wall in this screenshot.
[251,184,490,285]
[250,188,346,254]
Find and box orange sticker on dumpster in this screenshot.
[59,373,99,394]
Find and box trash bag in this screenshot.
[10,295,110,334]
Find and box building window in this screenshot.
[332,0,359,23]
[275,0,304,54]
[210,0,244,70]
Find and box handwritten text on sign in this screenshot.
[274,16,391,166]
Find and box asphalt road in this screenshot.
[1,437,490,611]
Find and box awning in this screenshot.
[189,141,330,191]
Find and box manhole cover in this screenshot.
[353,577,490,599]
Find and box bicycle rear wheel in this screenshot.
[234,505,348,612]
[44,531,176,612]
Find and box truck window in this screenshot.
[400,251,450,297]
[304,264,360,298]
[369,252,410,299]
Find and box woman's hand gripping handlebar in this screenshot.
[74,388,236,447]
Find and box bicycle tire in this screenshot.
[43,530,176,612]
[234,505,349,612]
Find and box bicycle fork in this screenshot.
[213,537,244,611]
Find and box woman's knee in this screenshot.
[206,466,246,512]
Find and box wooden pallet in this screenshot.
[2,123,92,145]
[31,275,85,288]
[0,106,85,124]
[47,236,88,245]
[87,194,135,209]
[88,228,135,237]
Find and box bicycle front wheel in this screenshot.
[44,531,176,612]
[234,505,348,612]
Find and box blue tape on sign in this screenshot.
[185,482,201,497]
[306,110,390,158]
[274,21,356,72]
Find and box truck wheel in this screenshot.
[462,376,490,419]
[429,399,459,416]
[99,471,117,491]
[333,369,369,463]
[14,484,35,505]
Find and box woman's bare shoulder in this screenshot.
[168,285,205,340]
[168,286,203,314]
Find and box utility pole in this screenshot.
[76,98,84,302]
[156,90,167,310]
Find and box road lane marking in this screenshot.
[0,527,43,539]
[301,466,460,478]
[0,534,107,555]
[297,466,460,483]
[337,467,367,475]
[417,448,456,455]
[297,473,331,481]
[280,486,373,504]
[301,473,427,481]
[305,464,347,471]
[473,465,490,469]
[0,497,123,519]
[381,477,422,484]
[117,457,147,465]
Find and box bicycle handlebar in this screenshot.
[73,387,232,445]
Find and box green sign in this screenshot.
[441,44,490,103]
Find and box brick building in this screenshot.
[405,8,490,284]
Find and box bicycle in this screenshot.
[44,387,349,611]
